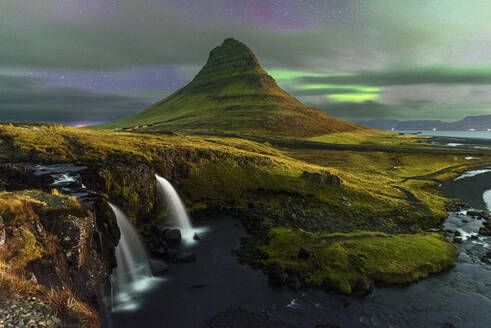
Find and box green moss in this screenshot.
[10,227,43,270]
[260,227,457,294]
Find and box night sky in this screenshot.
[1,0,491,126]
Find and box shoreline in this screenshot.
[441,169,491,210]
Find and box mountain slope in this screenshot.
[94,38,366,137]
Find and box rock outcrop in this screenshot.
[302,171,342,188]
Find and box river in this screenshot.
[106,170,491,328]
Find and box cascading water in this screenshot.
[484,189,491,213]
[155,174,194,240]
[109,203,158,312]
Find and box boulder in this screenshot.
[163,229,182,245]
[466,210,489,220]
[302,171,342,188]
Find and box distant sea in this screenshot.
[393,130,491,139]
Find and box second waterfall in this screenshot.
[155,174,194,240]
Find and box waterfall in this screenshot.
[109,203,156,312]
[155,174,194,239]
[484,190,491,213]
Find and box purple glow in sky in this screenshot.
[1,0,491,124]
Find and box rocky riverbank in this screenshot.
[0,298,60,328]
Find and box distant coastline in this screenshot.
[393,130,491,139]
[358,114,491,132]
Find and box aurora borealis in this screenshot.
[1,0,491,124]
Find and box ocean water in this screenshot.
[393,130,491,139]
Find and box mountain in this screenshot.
[95,38,365,137]
[359,115,491,131]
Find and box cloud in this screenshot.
[287,88,379,96]
[296,66,491,87]
[310,100,404,121]
[0,75,150,124]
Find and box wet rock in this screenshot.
[466,210,489,220]
[286,274,302,290]
[481,251,491,264]
[268,266,287,286]
[193,233,201,241]
[297,247,311,260]
[470,235,479,240]
[302,171,342,188]
[479,220,491,236]
[151,244,169,258]
[163,229,182,245]
[453,236,463,244]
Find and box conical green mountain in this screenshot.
[96,38,365,137]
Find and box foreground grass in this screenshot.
[260,227,457,294]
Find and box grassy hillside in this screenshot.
[93,38,365,138]
[259,227,457,294]
[2,124,490,294]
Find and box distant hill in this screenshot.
[94,38,366,137]
[359,114,491,131]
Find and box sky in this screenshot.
[1,0,491,125]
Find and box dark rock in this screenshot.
[454,230,461,236]
[149,259,169,275]
[466,210,489,220]
[193,233,201,241]
[302,171,342,188]
[479,220,491,236]
[268,266,287,286]
[297,247,311,260]
[453,236,463,244]
[481,251,491,264]
[286,274,302,290]
[163,229,182,245]
[470,235,479,240]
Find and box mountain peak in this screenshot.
[194,38,263,80]
[96,39,366,137]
